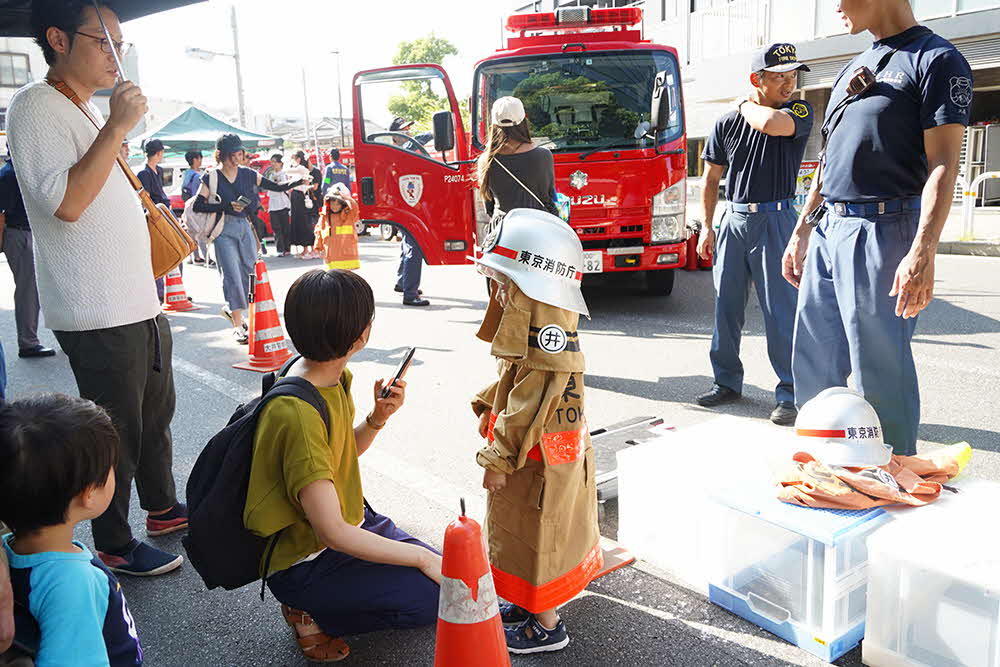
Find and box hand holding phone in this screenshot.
[381,347,415,398]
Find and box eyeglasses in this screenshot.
[74,31,133,56]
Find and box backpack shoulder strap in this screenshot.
[259,376,331,432]
[208,168,219,198]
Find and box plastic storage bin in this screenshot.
[706,483,892,662]
[863,482,1000,667]
[617,416,800,593]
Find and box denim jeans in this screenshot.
[214,215,258,311]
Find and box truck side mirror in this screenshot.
[433,111,456,154]
[649,70,672,134]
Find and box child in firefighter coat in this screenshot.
[313,186,360,270]
[471,208,600,654]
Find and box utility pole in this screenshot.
[332,50,346,148]
[231,5,247,127]
[301,68,324,171]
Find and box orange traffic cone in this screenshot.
[233,260,293,373]
[434,500,510,667]
[161,267,202,312]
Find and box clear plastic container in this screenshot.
[706,483,891,662]
[863,482,1000,667]
[616,416,800,593]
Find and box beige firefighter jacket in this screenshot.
[472,282,601,612]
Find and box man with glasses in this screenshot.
[6,0,186,576]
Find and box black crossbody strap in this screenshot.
[820,32,923,161]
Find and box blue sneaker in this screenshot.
[146,502,188,536]
[98,539,183,577]
[505,617,570,654]
[499,601,531,627]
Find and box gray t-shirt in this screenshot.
[485,146,555,214]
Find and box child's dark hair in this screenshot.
[185,150,203,167]
[285,270,374,361]
[0,394,119,534]
[32,0,118,66]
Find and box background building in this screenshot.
[0,36,144,137]
[514,0,1000,205]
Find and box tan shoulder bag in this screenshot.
[48,79,195,279]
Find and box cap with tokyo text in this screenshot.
[750,43,810,74]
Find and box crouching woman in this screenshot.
[244,269,442,663]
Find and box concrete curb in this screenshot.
[937,241,1000,257]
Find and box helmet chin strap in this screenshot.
[91,0,127,82]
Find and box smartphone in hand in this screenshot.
[381,347,416,398]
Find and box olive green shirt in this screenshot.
[244,369,365,575]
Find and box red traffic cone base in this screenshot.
[162,267,202,312]
[434,507,510,667]
[233,260,292,373]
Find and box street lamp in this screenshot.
[331,50,346,147]
[186,5,247,127]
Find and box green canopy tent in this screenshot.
[131,106,282,153]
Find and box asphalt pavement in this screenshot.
[1,235,997,667]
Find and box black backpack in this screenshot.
[182,356,329,598]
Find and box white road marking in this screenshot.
[173,355,487,520]
[173,357,256,404]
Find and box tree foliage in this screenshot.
[388,34,467,133]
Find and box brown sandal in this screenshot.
[281,604,350,663]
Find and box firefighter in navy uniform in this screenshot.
[783,0,972,455]
[696,43,814,426]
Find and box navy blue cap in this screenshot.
[750,43,810,74]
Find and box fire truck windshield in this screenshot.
[473,50,683,154]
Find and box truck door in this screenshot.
[352,64,475,266]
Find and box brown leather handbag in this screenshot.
[48,79,195,278]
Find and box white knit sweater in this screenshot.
[7,81,160,332]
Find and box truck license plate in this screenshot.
[582,251,603,273]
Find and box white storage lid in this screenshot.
[867,481,1000,591]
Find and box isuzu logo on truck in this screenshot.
[570,194,607,206]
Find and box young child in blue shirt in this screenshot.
[0,394,143,667]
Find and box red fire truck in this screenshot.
[352,6,690,295]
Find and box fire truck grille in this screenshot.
[580,227,605,235]
[581,237,644,251]
[572,206,648,220]
[620,224,644,234]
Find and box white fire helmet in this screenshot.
[795,387,893,467]
[474,208,589,317]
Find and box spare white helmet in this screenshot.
[795,387,892,467]
[474,208,589,317]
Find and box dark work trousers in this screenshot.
[54,315,178,553]
[2,227,42,351]
[267,506,440,637]
[792,209,921,455]
[270,208,291,254]
[710,206,798,404]
[396,229,424,301]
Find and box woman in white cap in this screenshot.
[478,96,556,219]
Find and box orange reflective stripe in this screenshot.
[797,428,847,438]
[526,428,584,465]
[491,543,603,613]
[487,412,497,443]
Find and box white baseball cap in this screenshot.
[492,96,526,127]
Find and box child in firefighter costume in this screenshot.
[313,185,361,270]
[471,208,601,654]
